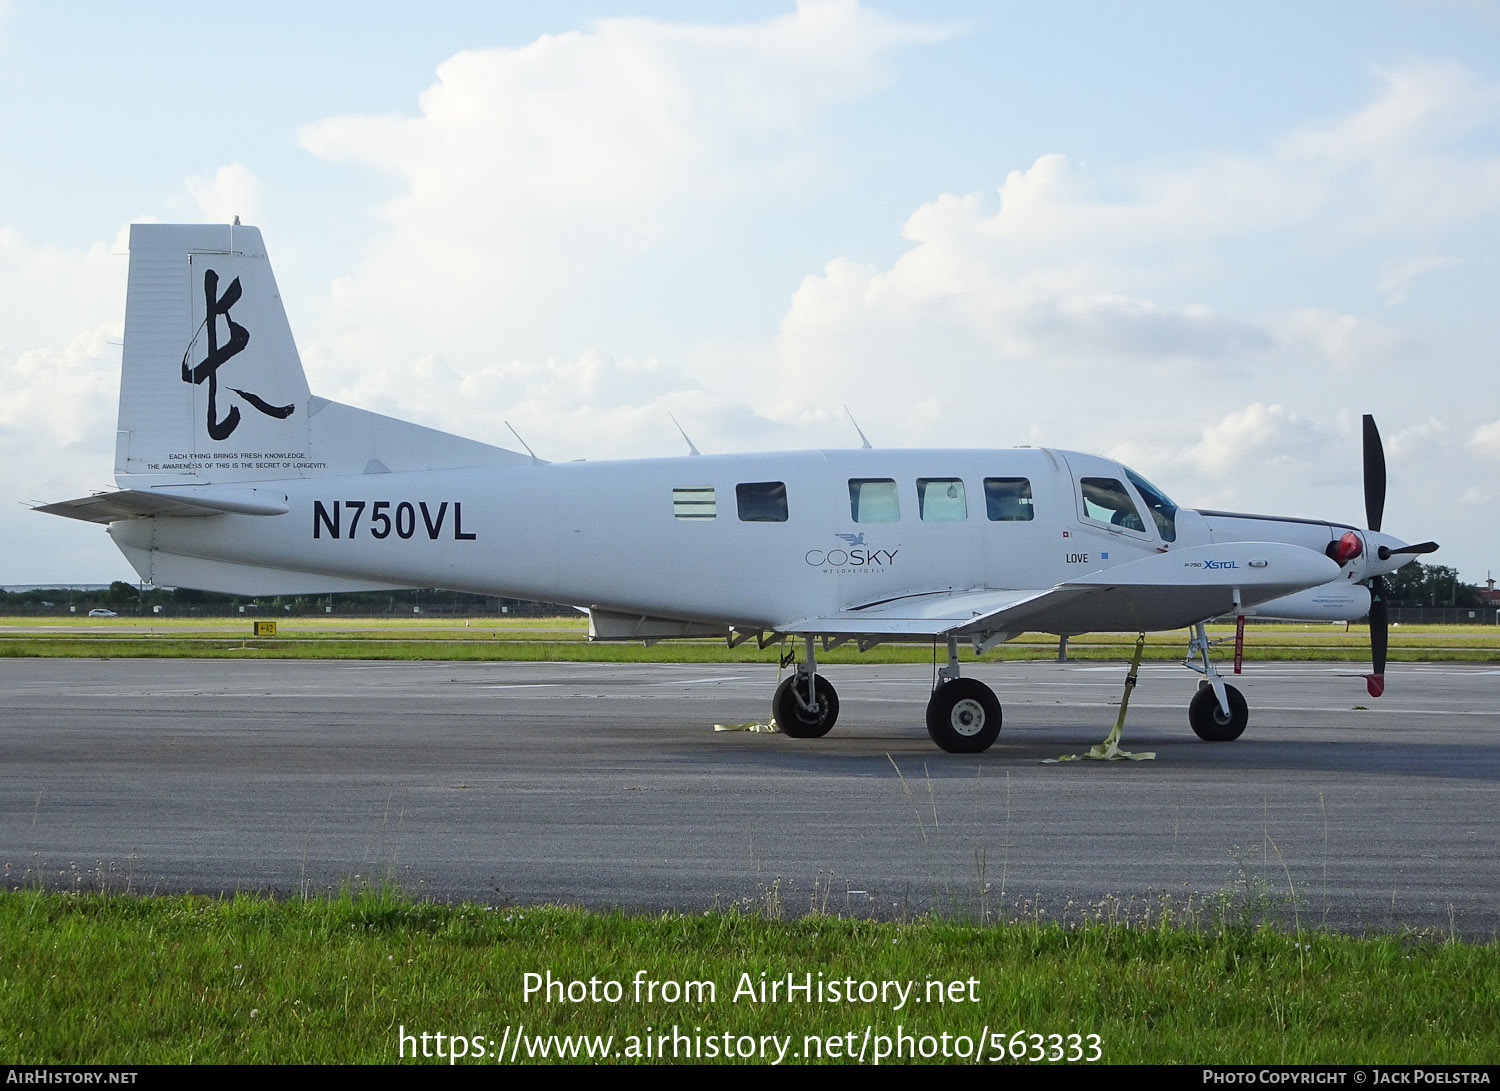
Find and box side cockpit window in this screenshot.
[848,478,899,523]
[984,477,1034,521]
[1080,477,1145,533]
[736,481,789,522]
[1124,468,1178,542]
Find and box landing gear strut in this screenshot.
[1185,622,1248,741]
[772,636,839,738]
[925,637,1002,753]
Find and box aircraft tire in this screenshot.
[1188,684,1248,741]
[772,675,839,738]
[925,678,1002,753]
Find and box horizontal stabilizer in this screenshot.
[34,486,291,523]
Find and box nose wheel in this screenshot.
[1184,622,1250,742]
[1188,683,1247,741]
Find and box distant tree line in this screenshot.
[3,561,1487,614]
[0,584,571,617]
[1382,562,1486,608]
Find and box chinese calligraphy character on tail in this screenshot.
[181,268,294,441]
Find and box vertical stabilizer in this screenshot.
[115,223,526,486]
[117,224,312,485]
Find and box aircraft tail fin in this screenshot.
[115,223,527,487]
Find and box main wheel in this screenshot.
[772,674,839,738]
[1188,684,1248,741]
[925,678,1002,753]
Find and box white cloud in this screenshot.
[1108,404,1343,509]
[185,163,264,226]
[1276,63,1500,239]
[0,226,124,354]
[759,61,1500,445]
[1376,254,1460,304]
[765,152,1288,421]
[1283,62,1499,159]
[296,1,945,408]
[304,1,941,208]
[1470,419,1500,459]
[1269,308,1406,371]
[1184,404,1330,476]
[1387,416,1448,458]
[0,227,125,511]
[0,325,120,455]
[0,227,129,581]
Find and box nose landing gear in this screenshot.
[1185,622,1248,741]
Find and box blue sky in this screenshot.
[3,0,1498,586]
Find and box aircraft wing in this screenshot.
[778,542,1341,640]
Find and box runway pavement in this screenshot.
[2,657,1496,935]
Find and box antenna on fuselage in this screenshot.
[668,412,701,456]
[504,420,543,465]
[843,405,873,450]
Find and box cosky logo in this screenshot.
[805,534,898,568]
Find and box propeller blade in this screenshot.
[1378,541,1440,559]
[1364,573,1388,699]
[1363,414,1386,532]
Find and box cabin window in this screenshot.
[848,478,899,523]
[917,478,967,522]
[1080,477,1145,532]
[736,481,789,522]
[1124,468,1178,542]
[984,477,1034,521]
[672,486,716,520]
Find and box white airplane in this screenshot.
[39,224,1437,753]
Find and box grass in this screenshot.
[2,887,1496,1065]
[1,617,1496,663]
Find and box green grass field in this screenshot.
[3,616,1497,663]
[4,889,1496,1065]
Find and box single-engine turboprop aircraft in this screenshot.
[39,224,1438,753]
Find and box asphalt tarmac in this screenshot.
[3,658,1496,935]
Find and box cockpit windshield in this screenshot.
[1124,467,1178,542]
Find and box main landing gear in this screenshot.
[770,635,1003,752]
[925,637,1002,754]
[1185,622,1248,741]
